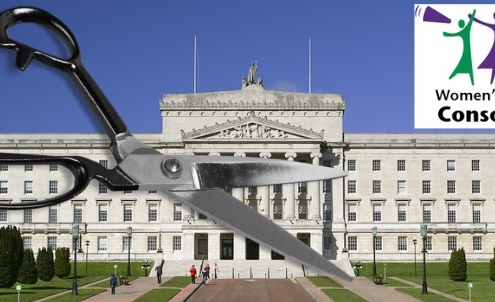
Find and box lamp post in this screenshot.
[85,240,90,277]
[127,226,132,276]
[372,226,377,277]
[413,239,417,277]
[420,224,428,295]
[71,223,79,295]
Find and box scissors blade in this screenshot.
[192,160,347,189]
[167,188,352,281]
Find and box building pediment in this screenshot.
[182,115,324,141]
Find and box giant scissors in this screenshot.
[0,7,351,280]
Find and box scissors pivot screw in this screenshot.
[161,158,182,179]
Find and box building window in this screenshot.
[447,204,456,223]
[398,236,408,251]
[0,209,7,222]
[347,236,357,251]
[447,160,456,171]
[372,160,381,171]
[374,236,383,251]
[123,204,133,222]
[372,180,381,194]
[24,181,33,194]
[98,204,108,222]
[298,200,307,219]
[49,164,58,171]
[347,160,356,171]
[248,186,257,195]
[24,164,33,172]
[472,180,481,194]
[422,204,432,223]
[198,212,208,219]
[98,182,108,194]
[49,181,58,194]
[124,190,132,194]
[347,180,357,194]
[0,181,8,194]
[422,160,431,171]
[148,204,158,222]
[99,160,108,168]
[472,204,481,223]
[273,200,283,219]
[422,180,431,194]
[273,184,282,194]
[447,180,456,194]
[372,204,381,222]
[23,237,32,250]
[323,203,332,221]
[323,180,332,194]
[397,180,406,194]
[173,236,182,251]
[348,204,357,222]
[298,182,308,194]
[397,160,406,171]
[0,164,7,171]
[147,236,158,251]
[323,236,332,252]
[426,236,432,251]
[473,236,482,251]
[73,205,83,223]
[97,236,107,251]
[173,203,182,221]
[47,237,57,249]
[48,207,57,223]
[448,236,457,251]
[24,209,32,223]
[398,204,407,222]
[471,160,480,171]
[123,236,132,252]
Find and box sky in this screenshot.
[0,0,491,134]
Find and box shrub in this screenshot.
[54,247,71,279]
[37,247,55,281]
[448,247,467,281]
[0,226,24,288]
[18,249,38,284]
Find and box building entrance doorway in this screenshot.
[220,233,234,260]
[194,233,208,260]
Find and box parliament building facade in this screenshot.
[0,70,494,277]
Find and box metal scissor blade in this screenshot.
[168,188,352,281]
[192,160,347,189]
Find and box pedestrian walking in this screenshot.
[205,263,210,279]
[155,264,163,284]
[201,268,208,285]
[109,273,117,295]
[189,264,197,284]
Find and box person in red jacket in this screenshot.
[189,265,197,284]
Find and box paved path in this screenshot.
[333,277,421,302]
[82,277,161,302]
[390,277,468,302]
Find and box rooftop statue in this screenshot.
[242,62,263,88]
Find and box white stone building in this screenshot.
[0,68,493,277]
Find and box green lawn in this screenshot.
[135,277,191,302]
[352,261,494,302]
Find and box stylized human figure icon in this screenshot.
[443,9,476,85]
[470,11,495,84]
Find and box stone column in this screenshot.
[309,152,322,220]
[258,152,271,217]
[232,152,246,204]
[284,152,297,219]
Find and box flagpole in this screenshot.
[308,37,312,94]
[194,35,197,94]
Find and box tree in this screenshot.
[489,247,495,281]
[54,247,71,279]
[0,226,24,288]
[18,249,38,284]
[36,247,55,281]
[448,247,468,281]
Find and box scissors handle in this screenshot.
[0,7,129,155]
[0,152,138,210]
